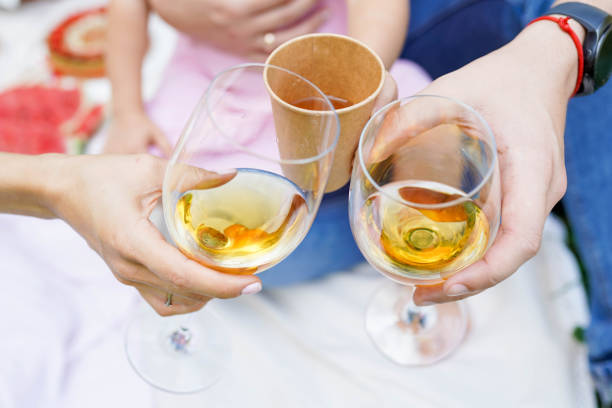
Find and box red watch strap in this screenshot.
[527,16,585,97]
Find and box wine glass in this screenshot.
[349,94,501,365]
[125,63,339,393]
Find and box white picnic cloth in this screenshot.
[0,213,594,408]
[0,1,595,407]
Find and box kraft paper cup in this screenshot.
[265,33,385,192]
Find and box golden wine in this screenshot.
[358,180,489,282]
[173,169,309,274]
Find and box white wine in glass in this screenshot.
[357,180,490,282]
[174,168,309,273]
[125,63,339,393]
[349,95,501,365]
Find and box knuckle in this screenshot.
[111,259,137,283]
[481,256,508,288]
[208,10,227,26]
[166,269,190,290]
[210,4,241,26]
[226,26,244,40]
[551,174,568,203]
[107,229,123,249]
[155,306,174,317]
[111,233,137,260]
[487,270,504,287]
[113,271,133,286]
[212,284,238,299]
[521,231,543,258]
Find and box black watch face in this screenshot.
[595,26,612,88]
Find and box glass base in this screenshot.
[124,305,231,393]
[365,282,468,366]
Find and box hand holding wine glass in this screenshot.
[396,41,570,306]
[49,154,261,316]
[349,94,501,364]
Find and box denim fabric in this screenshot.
[259,184,363,286]
[401,0,553,78]
[564,81,612,403]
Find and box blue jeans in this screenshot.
[565,85,612,402]
[261,0,612,399]
[259,184,362,286]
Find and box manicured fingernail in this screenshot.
[241,282,262,295]
[447,284,469,297]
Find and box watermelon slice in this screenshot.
[0,84,104,154]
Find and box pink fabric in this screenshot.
[147,0,431,155]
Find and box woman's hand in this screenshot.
[49,154,261,315]
[149,0,329,60]
[104,113,172,156]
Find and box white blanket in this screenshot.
[0,213,595,407]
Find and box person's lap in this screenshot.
[564,81,612,401]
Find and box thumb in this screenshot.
[369,92,479,163]
[167,163,237,194]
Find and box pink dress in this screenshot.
[145,1,432,286]
[146,0,431,151]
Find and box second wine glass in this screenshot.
[349,95,501,365]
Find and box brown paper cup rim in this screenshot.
[265,33,386,115]
[203,63,339,166]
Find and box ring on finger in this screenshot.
[165,292,173,307]
[263,32,276,51]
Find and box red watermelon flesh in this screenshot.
[0,85,82,154]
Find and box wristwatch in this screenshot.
[546,2,612,95]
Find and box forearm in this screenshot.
[512,1,612,99]
[346,0,408,69]
[107,0,150,117]
[0,153,69,219]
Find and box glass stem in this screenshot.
[396,286,437,333]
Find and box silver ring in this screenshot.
[165,292,173,307]
[263,32,276,51]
